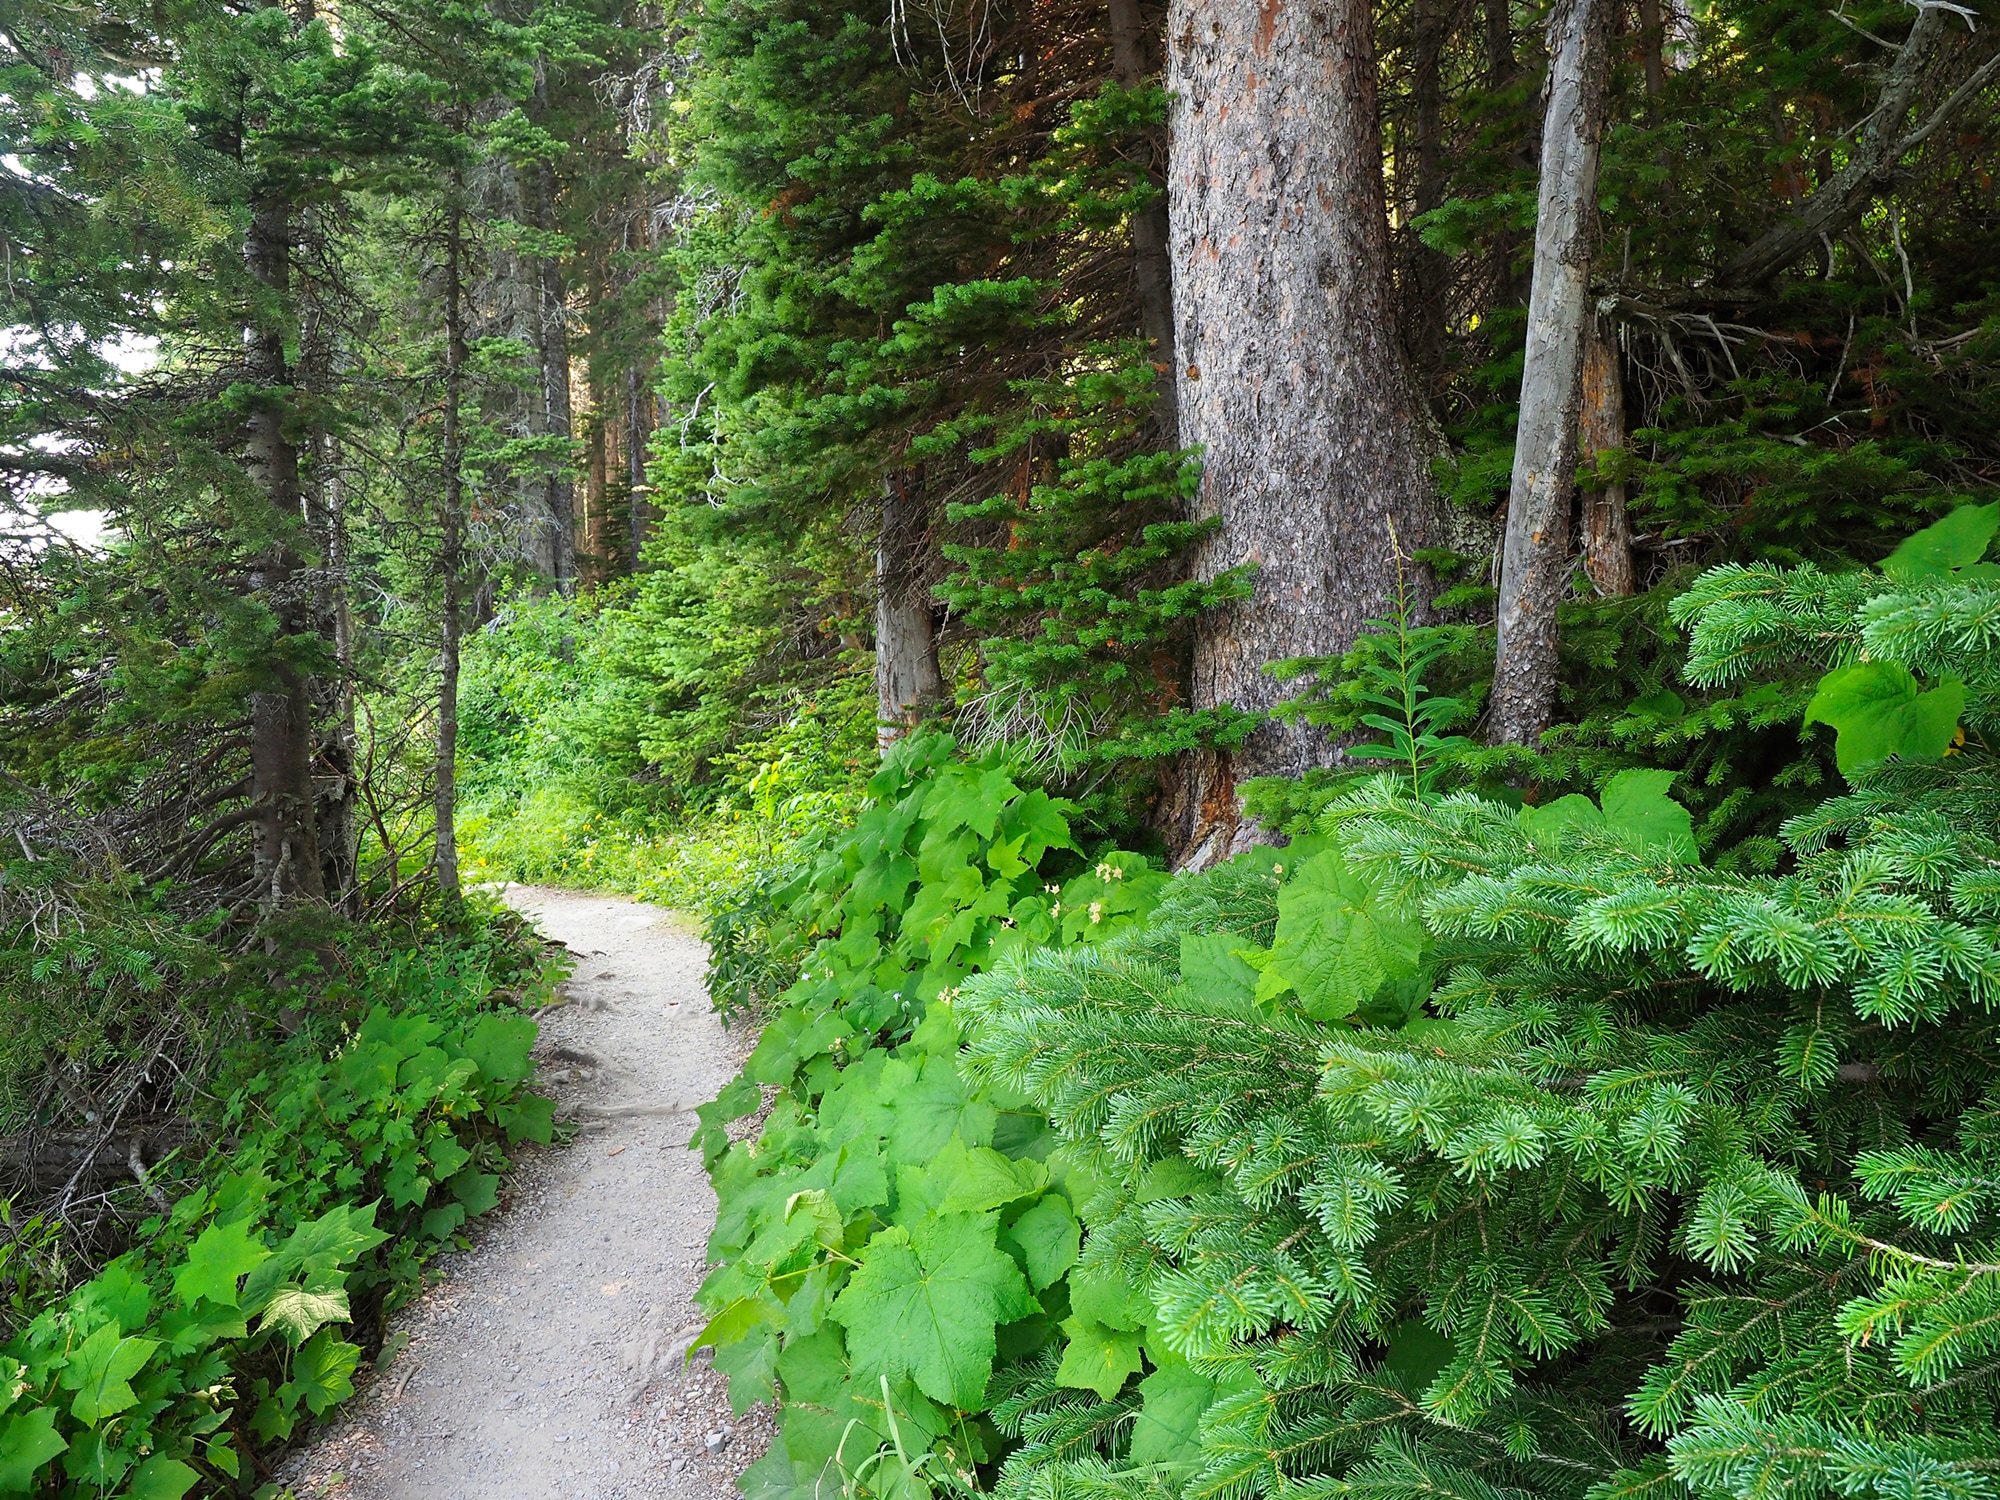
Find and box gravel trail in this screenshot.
[282,886,774,1500]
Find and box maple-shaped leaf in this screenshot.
[1261,846,1424,1021]
[173,1217,271,1309]
[0,1407,66,1492]
[830,1212,1033,1409]
[1056,1314,1143,1400]
[59,1323,158,1423]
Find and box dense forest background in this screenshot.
[7,0,2000,1492]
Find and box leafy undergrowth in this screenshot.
[693,509,2000,1500]
[0,906,563,1497]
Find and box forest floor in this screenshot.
[279,886,776,1500]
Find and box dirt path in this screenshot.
[281,887,775,1500]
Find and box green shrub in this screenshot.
[690,731,1167,1500]
[703,505,2000,1500]
[0,907,561,1496]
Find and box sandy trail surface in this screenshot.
[282,887,775,1500]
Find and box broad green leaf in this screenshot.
[174,1218,270,1309]
[1056,1315,1143,1399]
[1068,1258,1147,1332]
[61,1430,127,1489]
[930,1139,1048,1215]
[1129,1361,1216,1464]
[272,1202,388,1278]
[280,1329,361,1415]
[124,1455,200,1500]
[885,1056,996,1165]
[0,1408,65,1492]
[1883,503,2000,580]
[1378,1318,1453,1389]
[60,1325,157,1423]
[830,1213,1033,1409]
[1804,662,1965,775]
[1179,933,1259,1007]
[463,1013,537,1084]
[1266,847,1423,1021]
[1002,1196,1079,1291]
[450,1168,501,1215]
[715,1324,780,1415]
[256,1275,351,1346]
[421,1204,466,1241]
[1600,769,1699,862]
[1519,793,1602,843]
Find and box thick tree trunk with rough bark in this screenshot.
[1578,312,1634,597]
[1109,0,1178,441]
[1489,0,1610,746]
[244,190,325,906]
[875,470,946,748]
[435,202,466,906]
[1168,0,1442,790]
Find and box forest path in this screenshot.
[281,887,775,1500]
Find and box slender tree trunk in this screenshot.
[1485,0,1514,85]
[875,470,946,747]
[244,188,325,906]
[531,66,575,585]
[1108,0,1178,441]
[627,365,652,567]
[435,199,466,906]
[1169,0,1442,785]
[1578,311,1634,596]
[1489,0,1611,745]
[1401,0,1451,385]
[1636,0,1666,109]
[322,441,361,914]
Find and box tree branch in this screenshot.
[1716,6,1993,287]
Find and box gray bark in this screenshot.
[1169,0,1442,780]
[1578,311,1634,597]
[1109,0,1178,441]
[627,365,652,567]
[875,470,946,748]
[1489,0,1610,746]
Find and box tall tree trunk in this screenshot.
[1636,0,1666,109]
[1401,0,1451,386]
[531,66,576,585]
[875,470,946,748]
[435,199,467,906]
[322,439,361,914]
[1489,0,1611,745]
[627,365,652,567]
[1108,0,1178,441]
[1169,0,1442,786]
[1578,311,1634,597]
[244,188,325,906]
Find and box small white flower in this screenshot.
[1088,901,1104,924]
[1045,884,1060,895]
[1272,863,1284,875]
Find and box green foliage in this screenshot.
[939,523,2000,1500]
[693,732,1170,1500]
[0,916,558,1494]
